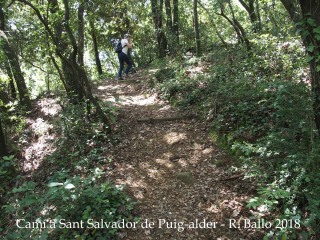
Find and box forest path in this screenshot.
[96,70,260,240]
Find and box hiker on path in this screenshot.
[118,33,133,80]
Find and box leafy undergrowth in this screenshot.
[150,37,320,239]
[0,98,134,240]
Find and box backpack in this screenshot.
[115,40,126,53]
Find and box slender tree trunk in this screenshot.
[265,4,280,30]
[238,0,260,32]
[5,61,17,100]
[151,0,167,58]
[0,118,7,157]
[218,7,243,43]
[46,34,67,90]
[18,0,111,131]
[218,2,250,51]
[47,0,82,98]
[255,0,262,31]
[165,0,180,54]
[89,19,103,75]
[228,1,250,51]
[198,0,228,47]
[0,6,32,110]
[165,0,172,30]
[173,0,179,43]
[194,0,201,56]
[77,0,85,67]
[164,0,175,54]
[0,31,32,110]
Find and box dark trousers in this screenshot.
[118,52,132,78]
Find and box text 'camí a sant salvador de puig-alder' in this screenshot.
[16,218,301,232]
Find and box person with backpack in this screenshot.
[116,33,133,80]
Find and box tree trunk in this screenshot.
[46,0,81,98]
[89,19,103,75]
[0,6,32,110]
[218,2,250,51]
[218,7,243,43]
[280,0,301,23]
[4,60,17,100]
[0,31,32,110]
[279,0,320,135]
[173,0,179,43]
[238,0,261,32]
[164,0,175,54]
[255,0,262,31]
[165,0,172,30]
[151,0,167,58]
[18,0,111,131]
[46,34,67,90]
[0,117,7,157]
[194,0,201,56]
[298,0,320,135]
[198,0,228,47]
[77,0,85,67]
[228,1,250,51]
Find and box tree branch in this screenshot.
[63,0,78,62]
[17,0,57,46]
[197,0,228,47]
[19,54,58,76]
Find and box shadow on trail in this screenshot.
[96,72,263,240]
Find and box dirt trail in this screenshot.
[96,71,261,240]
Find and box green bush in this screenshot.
[154,68,176,83]
[0,97,135,240]
[2,171,135,240]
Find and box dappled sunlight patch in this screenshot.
[19,97,61,172]
[104,94,157,106]
[148,69,159,73]
[155,158,174,169]
[138,161,152,170]
[158,105,172,111]
[133,189,145,199]
[176,159,189,168]
[163,132,187,145]
[202,148,214,155]
[97,84,123,91]
[23,117,56,172]
[114,173,149,200]
[206,204,219,213]
[115,176,147,188]
[37,98,61,117]
[146,168,162,179]
[29,117,53,135]
[185,65,208,79]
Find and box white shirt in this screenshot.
[121,39,129,55]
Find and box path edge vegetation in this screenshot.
[149,39,320,238]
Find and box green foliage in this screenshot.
[152,35,320,238]
[2,171,134,240]
[0,155,16,202]
[0,98,134,239]
[296,16,320,73]
[0,155,16,181]
[45,101,115,174]
[154,68,176,82]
